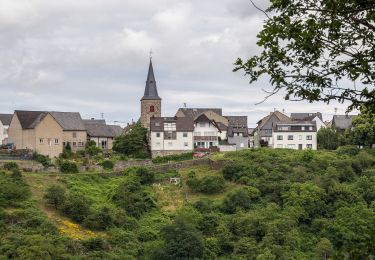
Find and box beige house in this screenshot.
[8,111,87,158]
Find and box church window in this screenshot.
[150,105,155,112]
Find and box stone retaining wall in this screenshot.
[114,160,153,171]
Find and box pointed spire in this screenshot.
[142,59,161,100]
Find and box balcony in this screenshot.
[194,136,218,141]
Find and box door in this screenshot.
[298,144,303,150]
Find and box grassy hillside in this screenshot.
[1,147,375,259]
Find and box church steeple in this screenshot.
[141,59,161,101]
[140,58,162,129]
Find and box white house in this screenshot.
[0,114,13,145]
[272,121,317,150]
[150,117,194,158]
[193,113,220,149]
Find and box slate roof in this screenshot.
[50,112,86,131]
[83,121,115,138]
[332,115,356,130]
[226,116,249,137]
[273,121,317,132]
[291,112,323,121]
[150,117,195,132]
[258,111,291,129]
[83,119,106,125]
[0,114,12,125]
[141,60,161,100]
[108,125,123,137]
[176,108,223,119]
[15,110,48,129]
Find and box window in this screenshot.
[150,105,155,112]
[73,132,77,138]
[184,142,189,147]
[101,140,107,149]
[265,129,272,134]
[204,131,216,136]
[306,135,313,140]
[277,135,283,140]
[54,139,59,145]
[40,138,44,144]
[164,123,176,131]
[183,132,188,138]
[307,144,313,149]
[199,122,206,127]
[301,126,305,130]
[287,144,296,149]
[288,135,294,140]
[156,133,161,138]
[155,122,160,127]
[73,142,77,147]
[309,126,313,130]
[277,126,288,131]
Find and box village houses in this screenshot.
[0,114,12,145]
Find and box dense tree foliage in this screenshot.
[350,108,375,147]
[234,0,375,111]
[317,127,340,150]
[2,148,375,258]
[113,122,149,158]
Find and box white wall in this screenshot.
[194,122,218,137]
[313,117,325,130]
[0,121,5,144]
[272,132,317,150]
[151,131,194,151]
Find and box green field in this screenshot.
[1,147,375,259]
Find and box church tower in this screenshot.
[140,59,161,129]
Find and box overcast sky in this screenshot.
[0,0,355,127]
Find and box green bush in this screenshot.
[136,167,155,185]
[152,152,193,164]
[43,185,66,210]
[83,206,114,231]
[222,164,245,181]
[336,145,360,156]
[187,173,225,194]
[100,160,114,170]
[62,193,92,223]
[59,161,79,173]
[32,152,51,167]
[3,162,19,171]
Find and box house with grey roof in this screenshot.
[332,115,357,133]
[174,107,249,151]
[83,119,123,149]
[291,112,325,130]
[7,110,87,157]
[150,117,194,158]
[0,114,12,145]
[253,111,291,147]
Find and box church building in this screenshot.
[140,59,161,129]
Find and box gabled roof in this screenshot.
[176,108,223,119]
[226,116,248,137]
[332,115,356,130]
[141,59,161,101]
[50,112,86,131]
[108,125,123,137]
[83,119,106,126]
[291,112,323,121]
[257,111,291,129]
[150,117,195,132]
[0,114,12,126]
[194,113,222,133]
[15,110,48,129]
[83,122,115,138]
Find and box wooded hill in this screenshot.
[1,147,375,259]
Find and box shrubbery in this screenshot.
[59,161,79,173]
[3,162,19,171]
[32,152,51,167]
[152,153,194,164]
[100,160,114,170]
[186,171,225,194]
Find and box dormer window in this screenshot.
[150,105,155,112]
